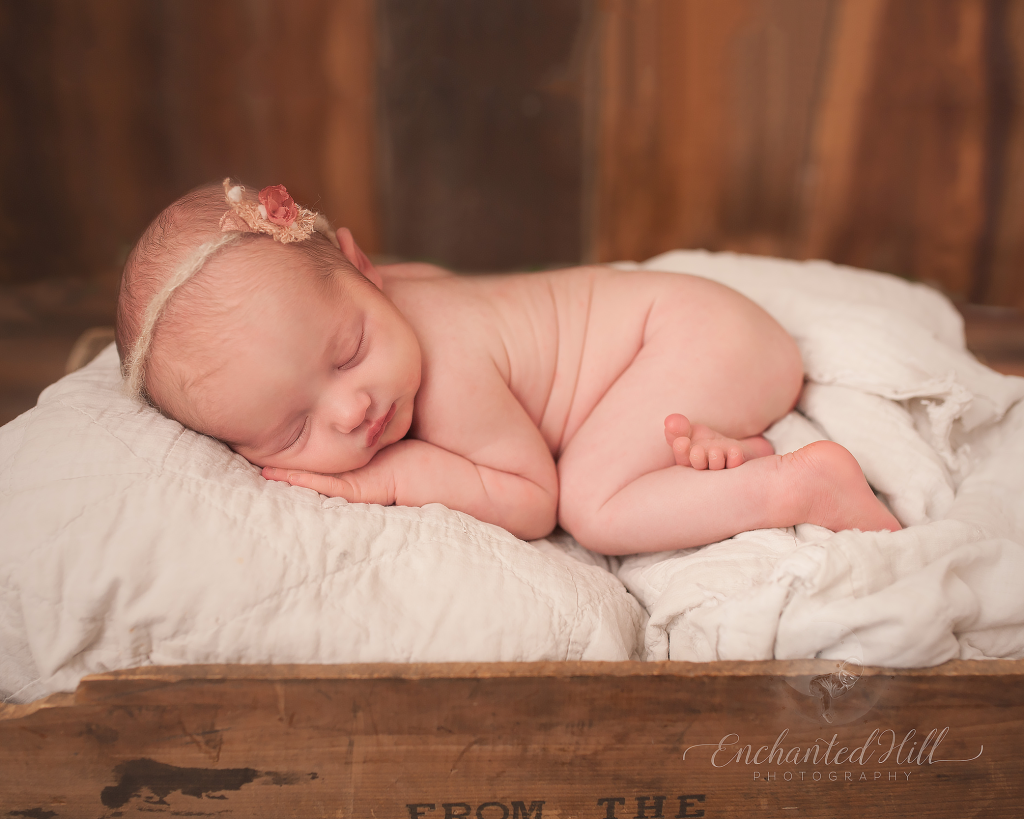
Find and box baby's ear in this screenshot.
[335,227,382,289]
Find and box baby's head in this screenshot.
[117,180,420,475]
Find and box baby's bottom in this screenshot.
[556,282,899,555]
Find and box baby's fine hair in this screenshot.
[116,181,347,418]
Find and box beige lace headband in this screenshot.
[122,179,339,401]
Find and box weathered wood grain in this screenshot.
[592,0,1024,309]
[819,0,990,298]
[5,0,1024,306]
[322,0,381,254]
[1,660,1020,817]
[800,0,887,262]
[988,0,1024,310]
[376,0,588,271]
[0,0,379,286]
[593,0,836,263]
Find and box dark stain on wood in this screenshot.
[98,758,319,809]
[7,810,58,819]
[101,758,246,808]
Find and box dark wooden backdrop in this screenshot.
[2,0,1024,309]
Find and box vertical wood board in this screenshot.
[0,0,379,285]
[376,0,588,271]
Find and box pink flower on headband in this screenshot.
[258,185,299,226]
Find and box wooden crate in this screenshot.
[1,659,1020,817]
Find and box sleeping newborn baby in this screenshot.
[116,180,900,554]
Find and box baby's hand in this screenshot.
[262,463,396,506]
[664,413,774,470]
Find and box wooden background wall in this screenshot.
[597,0,1024,309]
[2,0,1023,309]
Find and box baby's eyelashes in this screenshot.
[284,417,310,450]
[338,329,366,370]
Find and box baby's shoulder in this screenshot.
[377,261,454,283]
[386,273,505,371]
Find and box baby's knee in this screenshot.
[776,331,805,405]
[557,486,627,556]
[558,512,625,556]
[737,310,804,422]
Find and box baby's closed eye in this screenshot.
[285,417,310,450]
[338,328,366,370]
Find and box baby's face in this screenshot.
[177,268,421,475]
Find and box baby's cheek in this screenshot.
[301,444,375,476]
[229,445,267,469]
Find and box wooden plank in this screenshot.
[592,0,664,263]
[322,0,381,253]
[593,0,1024,309]
[593,0,834,263]
[594,0,743,263]
[0,0,379,285]
[710,0,835,255]
[987,0,1024,311]
[44,658,1024,686]
[376,0,587,271]
[0,0,157,286]
[960,302,1024,375]
[148,0,376,239]
[800,0,888,260]
[1,660,1021,816]
[804,0,991,298]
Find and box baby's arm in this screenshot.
[274,357,559,541]
[280,438,556,540]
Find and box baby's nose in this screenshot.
[332,391,372,433]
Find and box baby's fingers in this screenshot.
[289,471,356,499]
[263,466,356,500]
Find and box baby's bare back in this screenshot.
[386,264,796,460]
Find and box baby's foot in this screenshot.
[664,413,775,470]
[782,440,902,533]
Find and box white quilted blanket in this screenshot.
[615,251,1024,666]
[0,345,644,703]
[2,251,1023,703]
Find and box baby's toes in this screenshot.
[671,435,693,467]
[664,413,692,444]
[689,443,709,470]
[725,446,745,469]
[707,447,727,470]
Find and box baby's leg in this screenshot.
[563,440,899,555]
[664,413,774,470]
[557,283,897,555]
